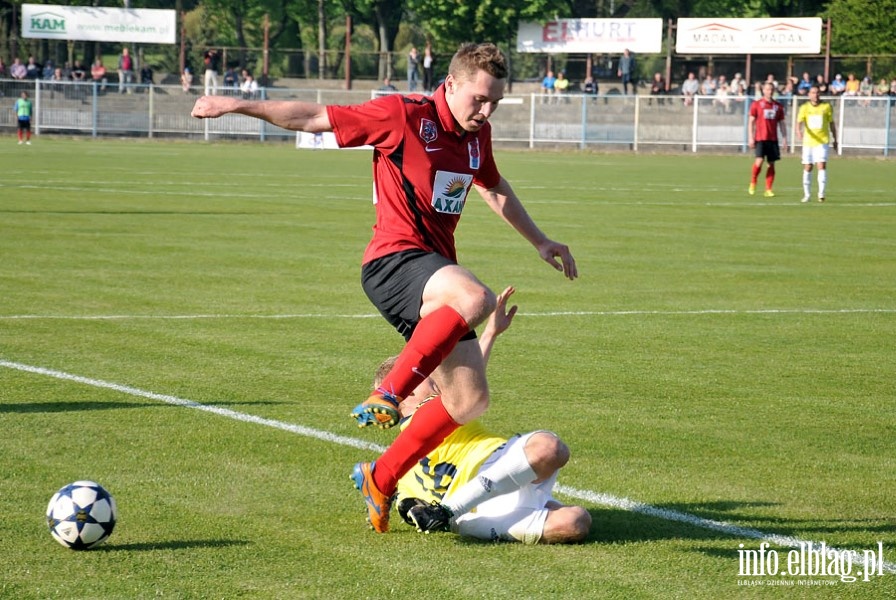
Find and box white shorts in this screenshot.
[451,431,558,543]
[801,144,829,165]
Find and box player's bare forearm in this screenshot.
[479,286,517,366]
[191,96,331,133]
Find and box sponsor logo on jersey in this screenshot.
[431,170,473,214]
[468,138,481,169]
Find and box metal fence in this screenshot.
[2,78,894,156]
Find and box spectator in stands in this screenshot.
[875,77,889,96]
[797,72,813,96]
[378,77,398,92]
[49,66,65,98]
[42,59,55,80]
[25,56,41,79]
[118,47,134,94]
[891,78,896,96]
[829,74,845,95]
[554,71,570,99]
[700,73,716,97]
[181,67,193,93]
[681,72,699,105]
[713,83,731,114]
[859,76,873,96]
[71,60,86,82]
[240,70,258,99]
[10,57,27,80]
[407,46,420,92]
[777,76,797,100]
[582,76,598,96]
[764,73,779,92]
[91,58,107,91]
[203,49,220,95]
[844,73,859,96]
[141,64,154,87]
[814,74,828,94]
[0,57,5,78]
[541,69,556,96]
[729,72,747,96]
[649,72,666,105]
[223,66,239,92]
[617,48,635,94]
[423,43,435,92]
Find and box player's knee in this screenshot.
[458,285,496,327]
[526,432,570,476]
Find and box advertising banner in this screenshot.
[22,4,176,44]
[518,19,663,54]
[676,18,822,55]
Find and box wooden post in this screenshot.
[263,14,270,86]
[824,18,831,82]
[344,15,352,90]
[179,11,186,74]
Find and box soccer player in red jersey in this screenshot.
[747,81,788,197]
[192,43,577,533]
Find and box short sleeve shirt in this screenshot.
[749,98,785,142]
[797,101,833,147]
[327,85,501,264]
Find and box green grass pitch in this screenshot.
[1,138,894,599]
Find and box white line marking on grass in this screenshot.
[555,484,896,573]
[2,308,894,321]
[0,359,385,455]
[2,357,894,573]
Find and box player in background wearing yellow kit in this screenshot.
[796,85,838,203]
[373,287,591,544]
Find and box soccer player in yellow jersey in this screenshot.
[374,287,591,544]
[796,85,838,202]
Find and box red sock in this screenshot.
[750,164,761,184]
[372,396,459,495]
[17,130,22,142]
[377,305,469,399]
[765,164,775,189]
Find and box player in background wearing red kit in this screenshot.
[191,43,577,533]
[748,81,788,197]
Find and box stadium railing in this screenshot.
[1,78,893,156]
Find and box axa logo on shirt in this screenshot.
[431,171,473,214]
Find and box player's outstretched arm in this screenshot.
[475,177,578,280]
[191,96,332,133]
[479,286,518,366]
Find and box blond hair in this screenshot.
[448,43,508,81]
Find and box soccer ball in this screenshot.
[46,481,118,550]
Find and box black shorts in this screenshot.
[17,118,31,131]
[361,249,476,342]
[754,140,781,162]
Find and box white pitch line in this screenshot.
[2,357,893,573]
[1,308,894,321]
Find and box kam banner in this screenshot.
[517,19,663,54]
[22,4,176,44]
[676,18,822,55]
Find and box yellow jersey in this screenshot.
[395,407,506,505]
[797,101,833,147]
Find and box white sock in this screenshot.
[818,169,827,198]
[802,170,811,197]
[444,441,536,517]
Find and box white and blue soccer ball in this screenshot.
[46,480,118,550]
